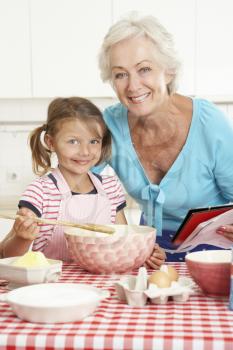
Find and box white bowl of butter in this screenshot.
[0,251,62,288]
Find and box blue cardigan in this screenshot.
[94,98,233,260]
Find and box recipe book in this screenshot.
[172,204,233,252]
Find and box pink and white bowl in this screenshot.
[185,250,231,297]
[65,224,156,274]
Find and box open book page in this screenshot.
[175,209,233,253]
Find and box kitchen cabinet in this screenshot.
[0,0,31,97]
[30,0,113,97]
[112,0,196,96]
[0,1,233,99]
[0,125,34,197]
[195,0,233,97]
[0,219,14,240]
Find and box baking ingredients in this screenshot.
[115,267,194,305]
[149,265,179,288]
[12,251,50,268]
[149,270,171,288]
[161,265,179,282]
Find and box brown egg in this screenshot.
[166,265,179,282]
[149,271,171,288]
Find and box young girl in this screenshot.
[1,97,165,267]
[1,97,127,261]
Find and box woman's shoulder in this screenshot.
[103,102,126,121]
[102,102,128,134]
[194,98,228,122]
[193,97,233,129]
[193,97,233,137]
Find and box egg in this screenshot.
[148,271,171,288]
[160,264,179,282]
[166,265,179,282]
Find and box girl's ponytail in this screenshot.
[29,124,52,175]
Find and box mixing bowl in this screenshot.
[185,250,231,297]
[65,224,156,274]
[0,283,109,323]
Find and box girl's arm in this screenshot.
[1,208,39,258]
[115,209,127,224]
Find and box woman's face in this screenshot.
[110,35,172,118]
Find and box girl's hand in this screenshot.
[144,243,166,270]
[216,225,233,242]
[12,208,39,241]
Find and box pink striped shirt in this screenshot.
[19,173,126,252]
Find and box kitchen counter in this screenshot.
[0,262,232,350]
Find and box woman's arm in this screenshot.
[144,244,166,270]
[216,225,233,242]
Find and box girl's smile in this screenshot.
[45,119,103,190]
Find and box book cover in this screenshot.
[172,204,233,246]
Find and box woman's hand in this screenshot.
[12,208,39,241]
[216,225,233,242]
[144,243,166,270]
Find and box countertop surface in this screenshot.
[0,262,232,350]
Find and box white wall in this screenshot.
[1,0,233,225]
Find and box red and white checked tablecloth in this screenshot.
[0,263,232,350]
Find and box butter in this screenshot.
[12,251,50,268]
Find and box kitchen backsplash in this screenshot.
[1,97,233,200]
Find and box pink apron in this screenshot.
[43,168,112,261]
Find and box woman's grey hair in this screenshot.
[98,12,181,94]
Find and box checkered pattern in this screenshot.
[0,263,233,350]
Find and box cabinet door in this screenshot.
[30,0,113,97]
[113,0,196,95]
[0,125,34,198]
[0,0,31,97]
[196,0,233,97]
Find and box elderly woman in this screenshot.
[95,13,233,262]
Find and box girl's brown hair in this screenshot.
[29,97,111,175]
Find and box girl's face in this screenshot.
[46,119,103,179]
[110,35,172,119]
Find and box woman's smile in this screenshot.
[128,92,151,104]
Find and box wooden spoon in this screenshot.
[0,213,115,235]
